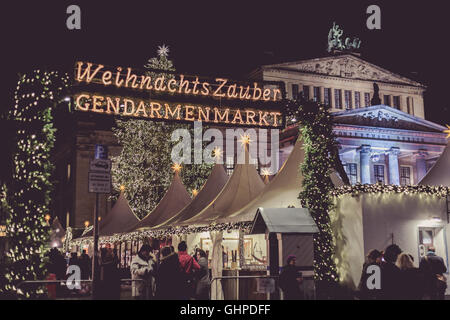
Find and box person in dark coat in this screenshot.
[380,244,402,300]
[79,250,91,280]
[97,248,121,300]
[155,246,183,300]
[279,255,303,300]
[47,248,68,298]
[68,252,79,268]
[195,249,210,300]
[419,247,447,300]
[358,249,382,299]
[396,253,425,300]
[48,248,67,280]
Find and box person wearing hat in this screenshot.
[279,255,303,300]
[131,244,156,299]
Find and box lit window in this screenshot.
[344,90,352,109]
[374,165,385,184]
[67,163,71,181]
[302,85,310,100]
[407,97,414,115]
[364,93,371,107]
[354,92,361,108]
[313,87,321,102]
[324,88,331,106]
[383,95,391,106]
[393,96,401,110]
[400,166,411,185]
[344,163,358,185]
[334,89,342,109]
[292,84,299,100]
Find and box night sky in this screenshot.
[1,1,449,125]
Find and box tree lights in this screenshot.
[111,47,213,219]
[1,70,69,298]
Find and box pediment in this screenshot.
[334,105,445,132]
[264,55,424,87]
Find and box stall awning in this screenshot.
[251,207,318,234]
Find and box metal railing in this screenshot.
[17,278,147,300]
[210,275,279,300]
[210,275,316,300]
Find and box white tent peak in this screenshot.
[180,147,265,226]
[128,172,192,232]
[84,191,140,237]
[218,137,306,223]
[153,163,229,228]
[419,140,450,187]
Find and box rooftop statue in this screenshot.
[327,22,361,53]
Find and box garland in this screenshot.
[287,98,340,286]
[71,221,252,246]
[332,183,450,198]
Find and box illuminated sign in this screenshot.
[72,62,285,128]
[75,62,283,102]
[74,94,282,127]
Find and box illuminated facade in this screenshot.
[251,53,447,185]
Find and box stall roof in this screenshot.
[419,141,450,187]
[175,145,265,226]
[127,172,192,232]
[216,138,306,223]
[153,163,229,228]
[215,138,345,224]
[84,191,140,237]
[251,207,318,234]
[51,216,65,238]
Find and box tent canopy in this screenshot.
[251,207,318,234]
[176,145,265,226]
[419,141,450,187]
[127,172,192,232]
[216,138,306,223]
[154,163,229,229]
[84,191,140,237]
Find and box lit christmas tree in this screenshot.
[111,45,212,219]
[1,70,69,298]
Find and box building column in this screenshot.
[358,145,371,184]
[388,147,400,185]
[415,149,428,182]
[351,90,356,109]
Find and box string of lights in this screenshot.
[1,70,69,298]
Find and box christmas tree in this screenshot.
[111,45,212,219]
[1,70,69,298]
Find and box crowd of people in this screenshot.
[358,245,447,300]
[130,241,210,300]
[46,241,211,300]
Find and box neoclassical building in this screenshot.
[250,53,447,185]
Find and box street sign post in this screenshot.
[95,144,108,160]
[88,172,111,193]
[89,159,112,172]
[89,144,110,300]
